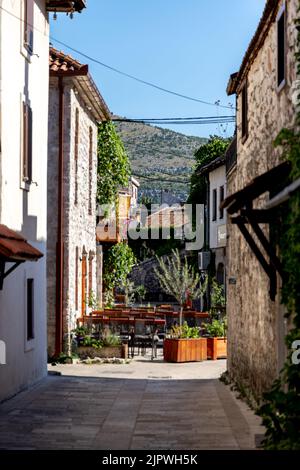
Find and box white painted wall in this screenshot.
[209,165,227,250]
[0,0,49,402]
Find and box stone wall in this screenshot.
[226,0,298,399]
[47,80,98,356]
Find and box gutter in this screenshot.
[55,76,64,355]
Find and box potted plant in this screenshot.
[203,319,227,360]
[164,322,207,363]
[155,249,208,326]
[134,285,147,305]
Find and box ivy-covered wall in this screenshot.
[226,0,298,399]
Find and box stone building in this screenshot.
[222,0,298,399]
[0,0,86,402]
[47,48,110,357]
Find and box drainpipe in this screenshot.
[0,0,2,221]
[55,76,64,355]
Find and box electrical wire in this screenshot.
[133,174,190,184]
[0,5,235,111]
[114,117,235,125]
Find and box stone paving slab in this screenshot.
[0,355,264,450]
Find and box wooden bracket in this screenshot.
[0,259,24,290]
[232,216,279,301]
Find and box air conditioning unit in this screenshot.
[198,251,211,271]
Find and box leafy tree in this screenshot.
[97,121,131,206]
[103,242,136,296]
[188,136,231,204]
[155,249,207,326]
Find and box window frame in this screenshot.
[26,278,35,342]
[74,108,79,205]
[88,127,93,215]
[277,3,286,91]
[21,100,33,190]
[219,185,225,220]
[21,0,34,59]
[212,188,217,222]
[241,81,248,143]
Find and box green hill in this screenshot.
[115,120,207,203]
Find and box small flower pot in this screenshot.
[207,337,227,360]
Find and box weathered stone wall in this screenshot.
[47,80,98,356]
[226,0,298,398]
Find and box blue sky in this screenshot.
[50,0,266,138]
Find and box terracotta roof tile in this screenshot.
[49,47,88,74]
[0,225,43,261]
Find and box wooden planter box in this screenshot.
[163,338,207,363]
[206,338,227,360]
[78,344,128,360]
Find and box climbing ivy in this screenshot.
[103,242,136,293]
[257,7,300,450]
[97,121,131,205]
[188,135,231,204]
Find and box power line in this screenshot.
[50,37,234,110]
[113,115,234,122]
[0,5,235,110]
[114,117,235,125]
[133,174,190,184]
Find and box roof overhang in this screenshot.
[50,49,111,122]
[74,74,111,122]
[196,155,226,177]
[46,1,87,13]
[0,224,43,290]
[227,0,280,95]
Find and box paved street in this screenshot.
[0,354,264,450]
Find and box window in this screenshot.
[88,127,93,215]
[219,186,225,219]
[277,8,286,88]
[81,248,87,315]
[22,102,33,185]
[27,279,34,341]
[74,109,79,205]
[89,252,93,297]
[24,0,34,53]
[75,247,79,311]
[241,84,248,140]
[212,189,217,222]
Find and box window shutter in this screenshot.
[27,106,33,182]
[24,0,34,52]
[23,102,28,181]
[22,103,33,184]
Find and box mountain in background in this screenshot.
[114,120,207,203]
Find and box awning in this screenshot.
[221,161,292,301]
[0,224,43,289]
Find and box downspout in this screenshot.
[55,76,64,355]
[0,0,3,221]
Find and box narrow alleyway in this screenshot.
[0,356,263,450]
